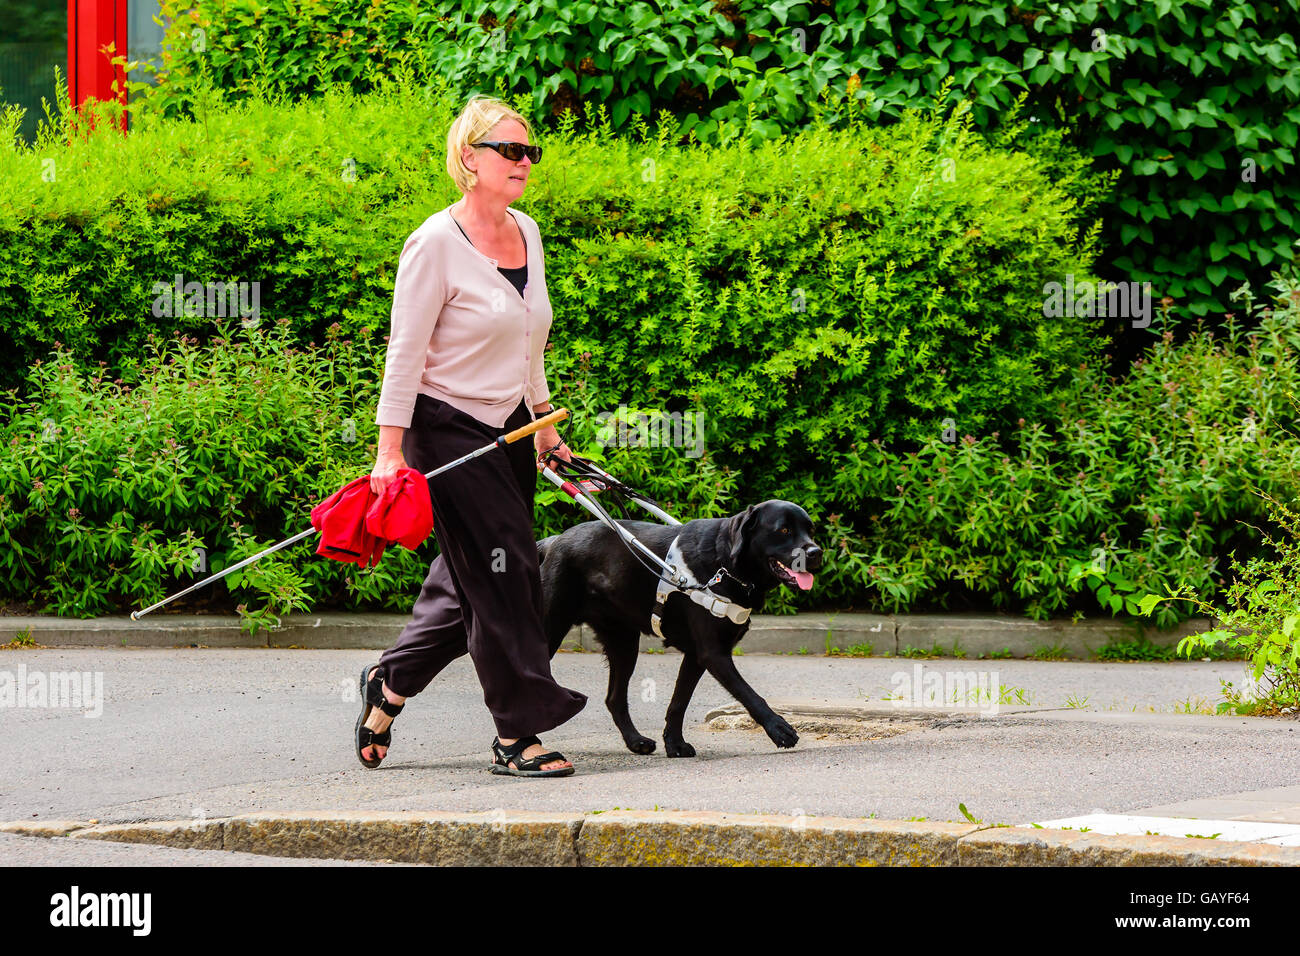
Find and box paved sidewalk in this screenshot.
[2,647,1296,865]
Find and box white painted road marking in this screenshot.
[1025,813,1300,844]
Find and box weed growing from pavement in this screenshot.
[897,642,965,659]
[878,682,1035,707]
[1140,829,1220,839]
[827,642,874,657]
[996,684,1035,705]
[3,627,35,649]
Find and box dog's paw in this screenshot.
[664,738,696,758]
[626,735,657,755]
[764,716,800,749]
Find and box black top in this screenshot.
[451,213,528,297]
[496,263,528,297]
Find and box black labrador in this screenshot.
[536,499,823,757]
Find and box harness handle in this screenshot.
[502,407,568,444]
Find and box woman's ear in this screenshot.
[727,505,757,564]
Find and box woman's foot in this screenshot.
[361,667,406,762]
[495,736,572,772]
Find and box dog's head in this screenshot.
[725,500,823,592]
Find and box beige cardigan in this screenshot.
[375,204,553,431]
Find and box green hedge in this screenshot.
[0,79,1106,449]
[7,70,1296,626]
[130,0,1300,319]
[4,256,1297,626]
[0,324,410,626]
[0,79,1139,621]
[826,275,1300,623]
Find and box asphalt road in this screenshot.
[2,648,1296,863]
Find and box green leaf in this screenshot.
[1137,594,1165,617]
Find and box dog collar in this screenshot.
[650,535,752,639]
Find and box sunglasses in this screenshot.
[471,140,542,164]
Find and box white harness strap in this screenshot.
[650,535,752,639]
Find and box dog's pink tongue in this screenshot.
[794,570,815,590]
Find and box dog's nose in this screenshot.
[802,545,823,571]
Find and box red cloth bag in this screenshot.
[310,468,433,568]
[365,467,434,549]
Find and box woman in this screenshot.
[355,93,587,777]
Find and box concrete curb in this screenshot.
[2,810,1295,866]
[0,611,1214,660]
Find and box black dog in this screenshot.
[537,500,823,757]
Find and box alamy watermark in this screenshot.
[151,272,262,327]
[1042,274,1152,328]
[595,404,706,458]
[0,665,103,717]
[49,886,151,935]
[887,663,1000,716]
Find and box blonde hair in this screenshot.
[445,94,533,194]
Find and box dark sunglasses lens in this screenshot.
[505,143,541,164]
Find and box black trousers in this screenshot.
[377,393,587,738]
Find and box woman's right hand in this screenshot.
[370,446,408,496]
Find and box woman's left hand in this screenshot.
[535,426,572,472]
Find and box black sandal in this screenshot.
[355,663,404,769]
[490,734,575,777]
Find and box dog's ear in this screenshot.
[727,504,758,564]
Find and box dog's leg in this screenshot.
[663,650,705,758]
[541,578,578,660]
[695,642,799,750]
[600,631,656,754]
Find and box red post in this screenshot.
[67,0,129,131]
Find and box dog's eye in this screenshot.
[780,527,789,535]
